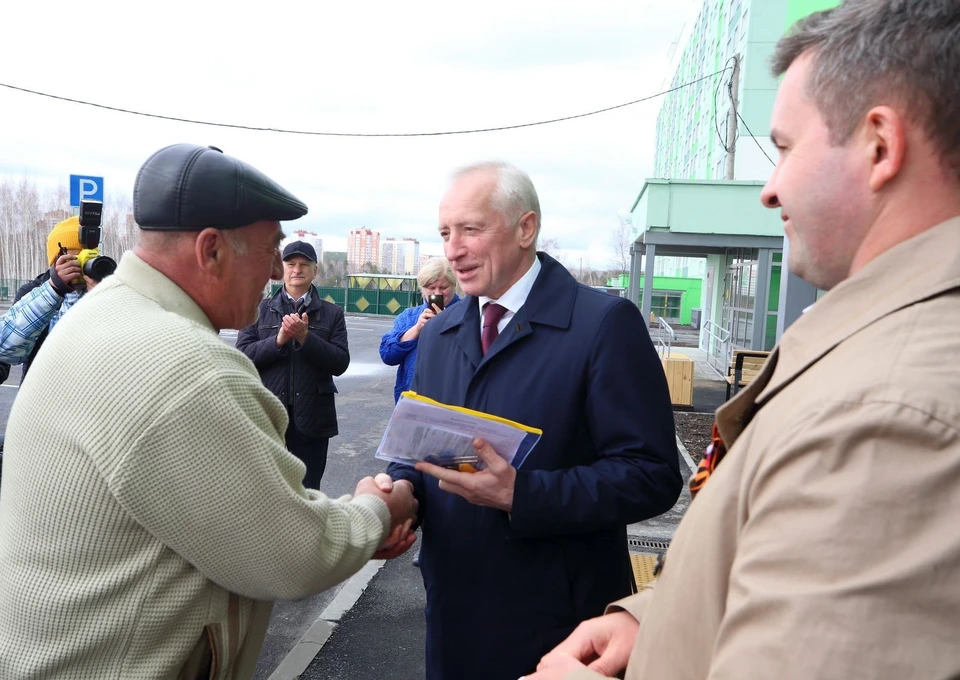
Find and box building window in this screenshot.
[640,291,684,323]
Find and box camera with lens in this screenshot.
[75,200,117,282]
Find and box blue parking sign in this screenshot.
[69,175,104,206]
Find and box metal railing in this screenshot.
[656,318,676,359]
[704,320,732,375]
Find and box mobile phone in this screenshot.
[427,294,445,311]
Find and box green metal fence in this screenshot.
[346,288,419,315]
[267,284,420,317]
[0,279,31,301]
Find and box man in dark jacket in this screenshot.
[237,241,349,488]
[386,162,681,680]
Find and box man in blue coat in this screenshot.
[386,162,681,680]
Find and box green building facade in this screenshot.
[654,0,841,182]
[609,273,703,327]
[629,0,839,364]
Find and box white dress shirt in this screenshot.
[477,256,542,338]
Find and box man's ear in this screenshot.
[517,211,538,249]
[864,105,906,193]
[195,228,227,276]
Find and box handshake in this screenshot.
[353,473,419,560]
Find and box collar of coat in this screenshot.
[434,252,576,335]
[113,251,216,333]
[432,252,576,367]
[268,284,323,314]
[717,215,960,443]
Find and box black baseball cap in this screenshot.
[134,144,308,230]
[282,240,318,263]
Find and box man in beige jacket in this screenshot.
[527,1,960,678]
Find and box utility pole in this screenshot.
[725,54,741,180]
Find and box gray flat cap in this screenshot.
[134,144,308,230]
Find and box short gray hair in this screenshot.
[220,230,248,256]
[417,257,456,289]
[772,0,960,180]
[138,228,247,255]
[453,161,541,235]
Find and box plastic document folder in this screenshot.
[375,391,542,470]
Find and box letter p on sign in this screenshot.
[69,174,104,206]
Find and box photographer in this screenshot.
[6,215,113,381]
[0,257,79,364]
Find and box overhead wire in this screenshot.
[736,110,777,167]
[0,69,730,138]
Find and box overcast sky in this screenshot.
[1,0,698,267]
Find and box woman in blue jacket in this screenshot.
[379,258,460,403]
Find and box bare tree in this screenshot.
[612,220,631,276]
[539,236,562,262]
[100,194,137,260]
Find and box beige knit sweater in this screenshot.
[0,252,390,679]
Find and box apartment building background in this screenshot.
[628,0,838,354]
[347,228,380,271]
[654,0,837,183]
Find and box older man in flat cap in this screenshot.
[0,144,417,679]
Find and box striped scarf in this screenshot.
[689,422,728,498]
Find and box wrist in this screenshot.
[47,266,72,297]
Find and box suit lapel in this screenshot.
[481,312,532,364]
[715,347,779,447]
[446,298,483,371]
[439,253,577,372]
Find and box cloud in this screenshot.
[1,0,698,269]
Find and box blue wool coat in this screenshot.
[378,295,461,402]
[387,253,681,680]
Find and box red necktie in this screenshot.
[481,303,508,355]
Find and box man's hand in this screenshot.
[83,275,98,292]
[367,474,417,558]
[415,438,516,512]
[530,611,639,679]
[520,652,588,679]
[354,475,418,556]
[282,312,309,345]
[373,519,417,559]
[49,254,81,296]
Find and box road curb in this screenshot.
[676,435,697,474]
[267,560,385,680]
